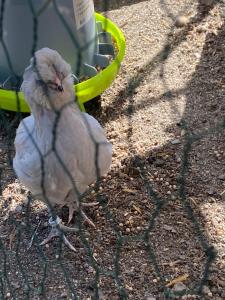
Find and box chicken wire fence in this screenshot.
[0,0,224,299]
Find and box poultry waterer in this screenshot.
[0,0,125,112]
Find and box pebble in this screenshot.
[217,279,225,287]
[207,189,215,196]
[194,52,201,59]
[14,205,23,213]
[60,292,68,298]
[155,159,164,167]
[202,285,212,297]
[172,282,187,292]
[171,139,181,145]
[164,225,173,231]
[23,196,31,205]
[220,291,225,298]
[218,174,225,180]
[11,282,20,289]
[176,157,181,163]
[175,15,189,27]
[145,297,156,300]
[181,129,186,136]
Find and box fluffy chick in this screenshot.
[13,48,112,251]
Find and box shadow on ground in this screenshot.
[0,1,225,299]
[94,0,146,12]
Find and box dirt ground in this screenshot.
[0,0,225,299]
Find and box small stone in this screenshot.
[218,174,225,180]
[23,197,30,205]
[202,285,212,297]
[126,228,130,233]
[194,52,201,59]
[220,291,225,298]
[171,139,181,145]
[163,225,176,233]
[155,159,164,167]
[176,157,181,163]
[217,279,225,287]
[181,129,186,136]
[11,282,20,289]
[60,291,67,298]
[14,205,23,213]
[172,282,187,292]
[145,297,156,300]
[207,189,215,196]
[175,15,189,27]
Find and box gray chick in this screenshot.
[13,48,112,251]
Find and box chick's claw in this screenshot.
[40,216,77,252]
[67,201,99,227]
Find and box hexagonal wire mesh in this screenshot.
[0,0,224,299]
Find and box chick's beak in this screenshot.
[55,77,64,92]
[57,85,64,92]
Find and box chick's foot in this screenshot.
[40,216,78,252]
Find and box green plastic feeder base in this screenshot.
[0,13,126,113]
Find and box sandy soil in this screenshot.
[0,0,225,299]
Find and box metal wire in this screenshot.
[0,0,223,299]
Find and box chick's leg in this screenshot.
[40,216,78,252]
[67,202,99,228]
[64,190,99,228]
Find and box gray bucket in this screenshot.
[0,0,100,88]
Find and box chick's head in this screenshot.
[22,47,75,110]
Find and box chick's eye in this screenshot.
[47,81,58,90]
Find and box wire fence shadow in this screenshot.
[0,0,225,299]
